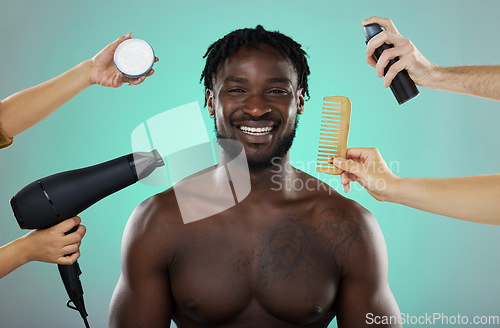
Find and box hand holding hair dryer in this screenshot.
[10,150,164,328]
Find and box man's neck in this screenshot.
[220,151,300,201]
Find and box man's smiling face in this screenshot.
[206,43,305,170]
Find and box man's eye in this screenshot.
[228,88,245,93]
[269,89,287,94]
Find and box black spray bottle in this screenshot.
[364,23,419,105]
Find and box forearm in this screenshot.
[0,237,31,279]
[0,60,93,137]
[426,65,500,101]
[390,174,500,225]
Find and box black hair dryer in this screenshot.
[364,23,419,105]
[10,150,164,328]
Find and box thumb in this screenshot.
[53,217,81,234]
[332,157,365,178]
[366,55,377,68]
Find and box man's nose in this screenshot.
[241,93,271,118]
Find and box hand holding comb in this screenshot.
[316,96,351,175]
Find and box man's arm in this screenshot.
[109,197,174,328]
[332,147,500,225]
[425,65,500,101]
[363,16,500,101]
[335,205,401,328]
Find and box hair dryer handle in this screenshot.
[58,261,88,319]
[58,225,88,319]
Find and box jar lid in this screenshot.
[114,38,155,78]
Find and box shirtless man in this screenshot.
[109,25,401,328]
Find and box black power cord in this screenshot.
[67,300,90,328]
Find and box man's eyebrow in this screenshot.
[223,77,247,83]
[265,77,292,84]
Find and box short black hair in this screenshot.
[200,25,310,106]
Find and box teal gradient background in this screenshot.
[1,0,499,327]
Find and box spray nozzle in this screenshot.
[363,23,383,42]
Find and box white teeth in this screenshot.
[239,126,273,136]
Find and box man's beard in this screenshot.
[215,117,299,170]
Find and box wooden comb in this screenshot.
[316,96,351,175]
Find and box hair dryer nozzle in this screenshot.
[130,149,165,180]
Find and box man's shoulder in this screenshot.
[314,191,375,226]
[294,168,375,223]
[138,187,178,213]
[127,187,184,235]
[293,169,382,255]
[119,188,181,270]
[308,187,387,276]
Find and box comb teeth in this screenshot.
[316,96,351,175]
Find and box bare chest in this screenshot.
[169,207,345,327]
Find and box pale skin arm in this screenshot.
[331,148,500,225]
[0,217,86,279]
[0,33,158,138]
[363,16,500,101]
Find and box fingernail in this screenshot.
[333,157,343,166]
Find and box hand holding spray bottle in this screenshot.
[363,23,419,105]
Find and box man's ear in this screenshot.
[297,88,305,115]
[206,89,215,116]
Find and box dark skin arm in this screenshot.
[335,204,401,328]
[108,196,174,328]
